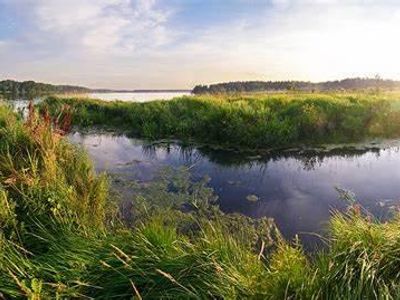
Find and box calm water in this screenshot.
[89,91,191,102]
[5,92,191,110]
[8,99,41,118]
[69,132,400,248]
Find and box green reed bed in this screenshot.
[43,92,400,150]
[3,104,400,298]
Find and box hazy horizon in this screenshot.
[1,0,400,89]
[2,76,398,91]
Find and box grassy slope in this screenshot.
[44,92,400,149]
[2,104,400,298]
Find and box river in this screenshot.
[89,91,191,102]
[68,132,400,249]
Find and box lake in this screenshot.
[68,132,400,249]
[6,91,191,113]
[89,91,191,102]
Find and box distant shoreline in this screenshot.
[91,89,191,93]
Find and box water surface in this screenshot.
[69,132,400,248]
[89,91,191,102]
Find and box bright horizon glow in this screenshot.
[1,0,400,89]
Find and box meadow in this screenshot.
[43,92,400,150]
[1,101,400,298]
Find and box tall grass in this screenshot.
[43,92,400,149]
[3,103,400,298]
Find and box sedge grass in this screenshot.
[2,104,400,298]
[43,91,400,150]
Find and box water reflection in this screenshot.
[6,98,41,118]
[68,132,400,249]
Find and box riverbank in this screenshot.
[43,92,400,150]
[2,104,400,298]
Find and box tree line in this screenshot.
[0,79,90,99]
[192,77,400,94]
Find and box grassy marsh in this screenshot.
[43,92,400,150]
[1,103,400,298]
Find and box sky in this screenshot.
[1,0,400,89]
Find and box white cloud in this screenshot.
[1,0,400,88]
[32,0,174,55]
[164,0,400,85]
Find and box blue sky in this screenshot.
[1,0,400,89]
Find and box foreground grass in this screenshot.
[2,104,400,298]
[43,92,400,149]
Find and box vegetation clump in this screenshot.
[2,103,400,298]
[44,92,400,150]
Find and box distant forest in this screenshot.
[0,79,190,99]
[3,78,400,99]
[0,80,90,99]
[192,78,400,94]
